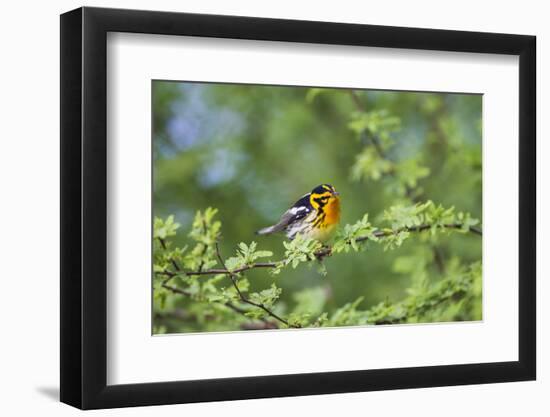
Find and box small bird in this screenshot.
[256,184,341,242]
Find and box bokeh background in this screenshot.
[153,80,482,333]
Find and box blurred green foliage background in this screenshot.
[153,81,482,333]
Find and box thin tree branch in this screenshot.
[156,222,481,278]
[161,283,191,297]
[349,90,418,199]
[163,283,248,316]
[157,237,279,328]
[347,91,481,276]
[197,218,209,272]
[158,237,181,271]
[349,90,388,159]
[186,262,278,276]
[214,242,298,328]
[161,282,278,328]
[312,223,481,258]
[367,223,482,240]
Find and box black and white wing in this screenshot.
[256,194,312,236]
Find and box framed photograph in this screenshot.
[60,6,536,409]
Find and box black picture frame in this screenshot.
[60,6,536,410]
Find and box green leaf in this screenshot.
[153,215,180,240]
[279,235,323,272]
[394,158,430,189]
[333,213,376,253]
[254,250,274,259]
[224,256,243,272]
[249,284,282,308]
[348,110,401,139]
[326,297,368,326]
[350,147,393,182]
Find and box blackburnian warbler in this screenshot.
[256,184,341,242]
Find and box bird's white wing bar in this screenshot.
[289,206,307,215]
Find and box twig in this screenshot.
[161,283,191,297]
[368,223,482,240]
[197,218,209,272]
[157,222,481,278]
[348,93,479,276]
[214,242,297,328]
[157,215,479,327]
[161,282,265,320]
[157,238,278,328]
[349,90,419,199]
[158,237,181,271]
[349,90,388,159]
[187,262,278,276]
[156,262,278,278]
[303,223,481,258]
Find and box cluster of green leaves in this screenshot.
[153,215,184,278]
[348,108,430,197]
[383,200,477,231]
[153,201,481,331]
[310,258,482,327]
[271,235,324,275]
[224,241,273,272]
[330,201,480,253]
[153,208,223,275]
[348,110,401,146]
[362,260,482,325]
[153,209,233,331]
[332,214,377,253]
[379,201,479,250]
[154,212,286,330]
[184,207,221,271]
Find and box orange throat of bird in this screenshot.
[324,196,341,227]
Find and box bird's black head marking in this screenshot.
[309,184,339,210]
[311,184,336,195]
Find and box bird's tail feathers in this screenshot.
[256,225,277,235]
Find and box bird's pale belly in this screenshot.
[286,212,339,242]
[308,222,338,242]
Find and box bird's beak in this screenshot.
[333,191,340,196]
